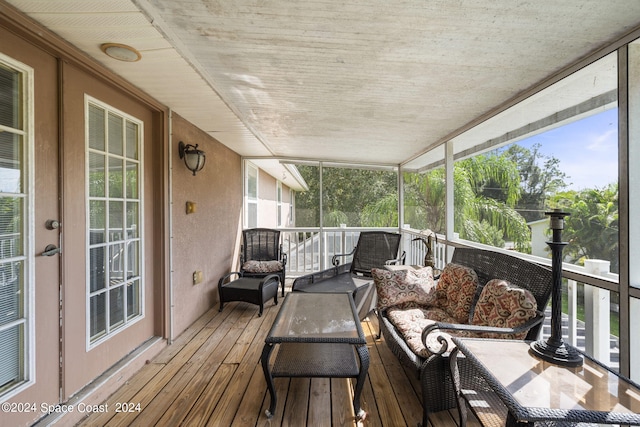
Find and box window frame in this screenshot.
[0,53,35,400]
[276,181,282,227]
[85,95,145,350]
[245,162,258,228]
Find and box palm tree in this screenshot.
[404,152,531,251]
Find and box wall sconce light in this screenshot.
[178,141,206,176]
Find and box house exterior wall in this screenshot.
[245,164,294,228]
[0,5,242,425]
[170,113,242,337]
[258,169,277,227]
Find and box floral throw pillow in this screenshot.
[435,263,479,324]
[372,267,437,311]
[472,279,537,339]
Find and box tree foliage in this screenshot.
[405,152,531,250]
[295,165,398,227]
[292,142,616,266]
[503,143,569,222]
[548,184,619,273]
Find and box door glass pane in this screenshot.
[89,247,105,293]
[109,157,123,199]
[0,65,22,129]
[126,161,138,199]
[0,60,27,396]
[109,201,124,241]
[126,121,138,160]
[88,105,105,151]
[0,326,22,391]
[87,99,143,345]
[89,293,106,340]
[0,261,23,324]
[127,241,139,278]
[0,197,22,257]
[109,287,124,328]
[89,200,106,244]
[108,112,123,156]
[109,243,124,285]
[89,152,105,197]
[126,202,139,238]
[0,133,23,194]
[127,280,140,320]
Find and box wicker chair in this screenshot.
[292,231,404,319]
[377,247,553,427]
[239,228,287,297]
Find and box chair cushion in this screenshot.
[242,260,283,274]
[372,267,437,311]
[435,263,479,324]
[386,306,485,357]
[471,279,538,339]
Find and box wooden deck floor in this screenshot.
[76,292,472,427]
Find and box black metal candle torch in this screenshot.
[530,209,583,367]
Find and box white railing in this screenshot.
[280,227,398,275]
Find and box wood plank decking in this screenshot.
[76,292,474,427]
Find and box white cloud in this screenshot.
[586,129,616,152]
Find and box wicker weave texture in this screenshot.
[350,231,402,276]
[240,228,287,296]
[450,248,553,339]
[378,247,554,426]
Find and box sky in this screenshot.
[515,108,618,191]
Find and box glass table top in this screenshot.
[456,339,640,416]
[266,292,364,343]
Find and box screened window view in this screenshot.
[87,100,143,345]
[295,163,398,228]
[0,60,28,395]
[401,51,621,369]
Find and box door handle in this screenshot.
[45,219,61,230]
[42,244,61,256]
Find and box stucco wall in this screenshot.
[170,113,243,338]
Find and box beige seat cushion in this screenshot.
[242,260,283,273]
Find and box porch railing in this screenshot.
[280,227,399,275]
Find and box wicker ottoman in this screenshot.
[218,273,279,316]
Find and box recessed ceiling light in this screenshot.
[100,43,142,62]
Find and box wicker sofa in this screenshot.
[375,247,553,427]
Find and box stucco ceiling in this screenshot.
[7,0,640,173]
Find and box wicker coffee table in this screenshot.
[261,292,369,419]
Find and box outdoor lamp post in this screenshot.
[530,209,583,367]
